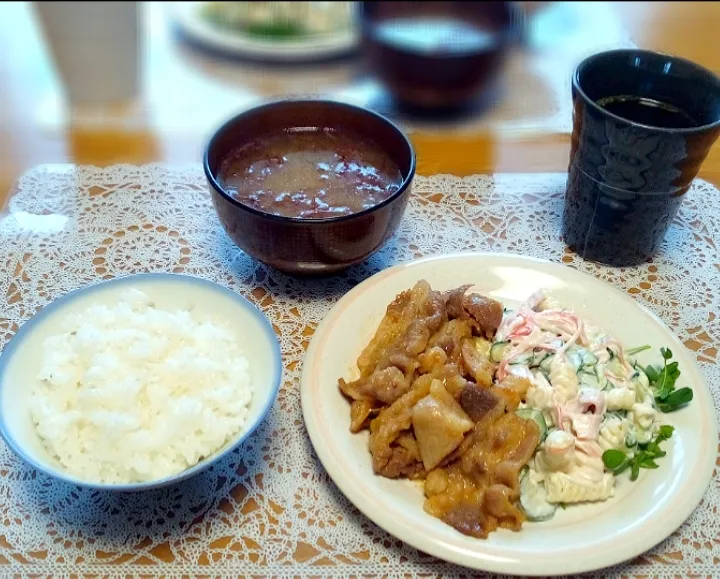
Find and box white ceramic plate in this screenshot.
[171,2,359,62]
[300,253,716,576]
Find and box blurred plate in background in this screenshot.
[170,1,360,62]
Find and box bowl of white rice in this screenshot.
[0,273,282,490]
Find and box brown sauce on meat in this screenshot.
[217,128,403,219]
[338,280,540,539]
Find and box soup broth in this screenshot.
[372,17,496,56]
[218,128,404,219]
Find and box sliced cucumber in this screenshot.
[578,370,599,388]
[515,408,548,442]
[594,362,611,390]
[509,351,533,366]
[519,471,557,522]
[530,349,550,368]
[490,340,511,362]
[567,347,598,371]
[566,348,583,372]
[578,348,598,368]
[539,353,555,373]
[606,409,627,421]
[606,356,624,378]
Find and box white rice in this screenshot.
[30,288,253,484]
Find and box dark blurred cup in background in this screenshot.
[563,49,720,266]
[359,1,520,111]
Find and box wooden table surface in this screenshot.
[2,1,720,209]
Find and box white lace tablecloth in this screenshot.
[0,164,718,578]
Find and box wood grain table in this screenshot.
[2,1,720,206]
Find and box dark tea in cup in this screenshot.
[563,50,720,266]
[596,96,699,129]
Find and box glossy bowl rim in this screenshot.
[203,98,417,225]
[573,48,720,134]
[358,1,521,61]
[0,273,283,491]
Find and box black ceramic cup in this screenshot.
[563,49,720,266]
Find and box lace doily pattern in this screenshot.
[0,164,718,578]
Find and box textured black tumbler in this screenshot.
[563,49,720,266]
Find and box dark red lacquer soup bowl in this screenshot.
[204,99,416,275]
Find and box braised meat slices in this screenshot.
[339,280,539,539]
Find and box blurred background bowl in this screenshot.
[204,99,416,275]
[0,273,282,491]
[359,1,521,111]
